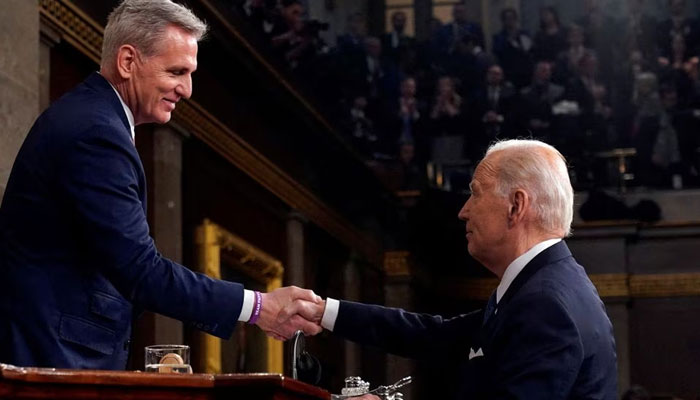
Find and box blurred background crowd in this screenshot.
[228,0,700,193]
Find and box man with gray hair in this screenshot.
[281,139,618,399]
[0,0,320,370]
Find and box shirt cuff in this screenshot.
[238,289,255,322]
[321,297,340,332]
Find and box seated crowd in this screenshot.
[232,0,700,191]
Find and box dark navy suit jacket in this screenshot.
[333,241,618,399]
[0,73,244,369]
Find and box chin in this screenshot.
[154,113,172,124]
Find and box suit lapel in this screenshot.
[497,241,573,310]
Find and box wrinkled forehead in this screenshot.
[473,153,501,186]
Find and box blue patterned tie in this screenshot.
[482,291,497,325]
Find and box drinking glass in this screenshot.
[144,344,192,373]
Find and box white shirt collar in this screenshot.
[496,238,561,304]
[102,73,136,142]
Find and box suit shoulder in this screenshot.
[39,85,128,145]
[50,86,122,126]
[515,258,590,300]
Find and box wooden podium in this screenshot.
[0,364,330,400]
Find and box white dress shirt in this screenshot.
[321,238,562,329]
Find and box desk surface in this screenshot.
[0,363,330,400]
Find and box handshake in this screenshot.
[254,286,329,340]
[254,287,383,400]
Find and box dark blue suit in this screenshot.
[0,73,244,369]
[333,241,618,399]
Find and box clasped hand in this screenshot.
[253,286,327,340]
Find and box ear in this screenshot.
[115,44,138,80]
[507,189,529,228]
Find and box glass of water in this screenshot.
[145,344,192,373]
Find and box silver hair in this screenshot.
[101,0,207,68]
[485,139,574,236]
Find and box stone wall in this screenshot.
[0,0,39,202]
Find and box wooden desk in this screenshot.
[0,364,330,400]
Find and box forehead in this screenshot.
[152,26,198,64]
[472,154,499,186]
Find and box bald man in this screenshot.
[282,140,618,399]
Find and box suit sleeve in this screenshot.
[490,291,584,399]
[334,300,482,360]
[57,124,242,339]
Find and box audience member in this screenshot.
[612,49,653,147]
[443,33,492,96]
[236,0,276,38]
[474,64,517,144]
[381,11,417,69]
[346,37,398,104]
[336,12,366,61]
[554,24,596,84]
[661,85,700,184]
[492,8,534,89]
[436,3,485,56]
[430,76,462,123]
[565,53,603,118]
[621,0,658,61]
[520,61,565,144]
[270,0,302,39]
[632,72,681,186]
[657,0,699,61]
[533,6,568,63]
[270,0,320,70]
[576,0,617,81]
[394,77,428,160]
[659,34,693,70]
[343,96,378,159]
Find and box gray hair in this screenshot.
[485,140,574,236]
[101,0,208,68]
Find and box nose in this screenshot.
[458,197,470,221]
[176,74,193,99]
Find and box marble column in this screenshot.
[150,125,186,344]
[286,212,307,288]
[131,125,185,365]
[0,0,39,202]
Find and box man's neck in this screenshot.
[488,233,561,279]
[101,69,135,119]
